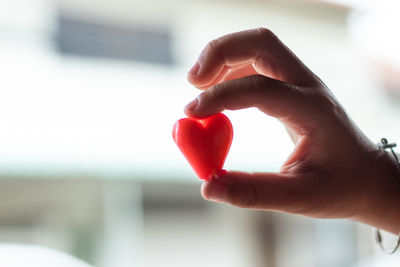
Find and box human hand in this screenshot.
[185,28,400,234]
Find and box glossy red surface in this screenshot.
[172,113,233,180]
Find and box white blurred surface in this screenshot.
[0,243,92,267]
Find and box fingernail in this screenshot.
[184,97,198,113]
[203,179,227,202]
[188,62,200,76]
[215,169,227,178]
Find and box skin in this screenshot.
[184,28,400,234]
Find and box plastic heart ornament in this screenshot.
[172,113,233,180]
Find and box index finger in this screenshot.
[188,28,318,88]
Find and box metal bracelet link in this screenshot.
[375,138,400,254]
[375,229,400,254]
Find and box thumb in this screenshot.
[201,171,310,213]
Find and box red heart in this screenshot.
[172,113,233,180]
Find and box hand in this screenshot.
[185,28,400,234]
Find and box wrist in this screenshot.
[354,147,400,234]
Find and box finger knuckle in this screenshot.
[248,75,274,101]
[249,75,267,92]
[255,27,276,41]
[203,84,228,108]
[229,183,258,208]
[208,84,223,99]
[206,38,225,61]
[307,90,347,122]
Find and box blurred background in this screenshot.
[0,0,400,266]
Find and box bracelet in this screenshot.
[375,138,400,254]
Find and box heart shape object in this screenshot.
[172,113,233,180]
